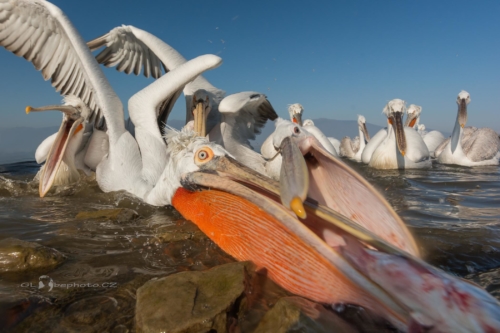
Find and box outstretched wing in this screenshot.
[87,25,166,79]
[0,0,119,128]
[218,92,277,149]
[88,24,225,122]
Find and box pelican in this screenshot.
[369,99,431,169]
[435,91,500,166]
[0,0,131,196]
[260,115,339,181]
[302,119,315,127]
[361,127,388,164]
[143,127,413,330]
[286,103,340,154]
[339,115,371,162]
[87,25,277,174]
[147,125,500,332]
[28,97,108,188]
[287,104,339,156]
[288,103,304,125]
[405,104,446,156]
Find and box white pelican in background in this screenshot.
[369,99,431,169]
[405,104,445,156]
[261,115,339,180]
[435,91,500,166]
[87,25,277,173]
[417,124,426,136]
[301,118,340,153]
[339,115,371,162]
[302,119,315,127]
[361,126,387,164]
[285,104,338,156]
[288,103,304,125]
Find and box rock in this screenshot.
[60,296,119,330]
[75,208,138,223]
[0,238,65,274]
[136,261,252,333]
[254,296,357,333]
[156,223,207,243]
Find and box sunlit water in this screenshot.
[0,160,499,332]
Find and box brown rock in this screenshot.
[254,296,357,333]
[0,238,65,274]
[135,261,252,333]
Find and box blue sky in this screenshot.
[0,0,499,132]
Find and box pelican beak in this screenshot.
[362,123,371,142]
[404,114,417,128]
[173,150,422,329]
[278,137,309,219]
[26,104,83,197]
[390,112,407,156]
[458,98,468,128]
[292,113,303,126]
[192,96,208,137]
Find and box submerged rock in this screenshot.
[75,208,138,223]
[254,296,357,333]
[156,221,207,243]
[0,238,65,274]
[136,261,252,333]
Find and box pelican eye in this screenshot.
[293,126,300,134]
[194,147,214,165]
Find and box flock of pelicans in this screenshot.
[336,94,500,169]
[2,1,500,332]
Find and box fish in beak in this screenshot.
[339,235,500,332]
[389,112,407,156]
[26,104,84,197]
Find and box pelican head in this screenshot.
[456,90,470,128]
[357,115,370,142]
[383,99,407,156]
[302,119,314,127]
[191,90,212,137]
[26,95,89,197]
[288,103,304,126]
[404,104,422,128]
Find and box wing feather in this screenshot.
[218,92,278,148]
[463,127,500,162]
[0,0,112,127]
[88,25,166,79]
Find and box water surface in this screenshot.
[0,160,499,331]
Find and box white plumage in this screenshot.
[369,99,431,169]
[339,115,370,162]
[405,104,446,156]
[436,91,500,166]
